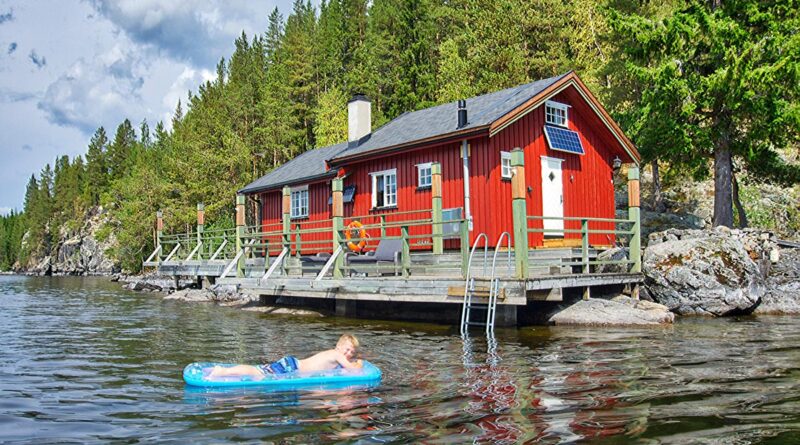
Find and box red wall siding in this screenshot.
[471,86,620,247]
[341,142,464,251]
[259,180,332,256]
[255,84,627,252]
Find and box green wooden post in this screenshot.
[196,203,204,260]
[282,186,291,275]
[331,178,344,279]
[295,225,302,259]
[628,166,642,274]
[401,225,411,277]
[510,148,529,279]
[431,162,443,254]
[235,194,246,277]
[460,212,469,277]
[156,211,163,261]
[581,218,589,274]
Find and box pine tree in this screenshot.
[84,127,108,206]
[106,119,137,182]
[609,0,800,227]
[313,85,349,147]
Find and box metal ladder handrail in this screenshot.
[486,232,512,336]
[460,233,489,336]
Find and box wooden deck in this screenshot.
[152,249,642,309]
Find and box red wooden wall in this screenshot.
[255,84,634,254]
[472,86,627,247]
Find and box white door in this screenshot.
[541,157,564,237]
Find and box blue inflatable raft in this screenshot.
[183,361,382,389]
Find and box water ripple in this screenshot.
[1,275,799,443]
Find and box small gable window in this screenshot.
[545,100,569,127]
[417,163,432,189]
[371,169,397,208]
[291,186,308,219]
[500,151,512,179]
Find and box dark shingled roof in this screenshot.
[330,73,568,161]
[238,142,348,194]
[240,72,569,194]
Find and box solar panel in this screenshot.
[544,125,585,155]
[343,185,356,203]
[328,185,356,205]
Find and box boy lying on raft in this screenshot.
[207,334,363,379]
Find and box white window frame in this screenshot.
[370,168,397,208]
[290,185,308,219]
[500,151,512,179]
[545,100,569,127]
[417,162,432,188]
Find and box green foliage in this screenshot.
[11,0,799,273]
[94,223,112,243]
[313,85,349,147]
[0,210,25,270]
[607,0,800,226]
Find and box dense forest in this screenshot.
[0,0,797,273]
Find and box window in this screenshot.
[417,163,432,188]
[500,151,512,179]
[290,186,308,218]
[371,169,397,208]
[545,100,569,127]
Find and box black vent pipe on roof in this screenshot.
[457,99,468,128]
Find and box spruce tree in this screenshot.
[84,127,108,206]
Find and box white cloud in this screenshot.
[88,0,274,67]
[0,0,295,211]
[37,44,148,133]
[161,66,216,130]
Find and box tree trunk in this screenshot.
[732,171,748,228]
[651,160,665,212]
[713,145,734,227]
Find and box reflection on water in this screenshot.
[0,275,799,443]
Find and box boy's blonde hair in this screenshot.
[337,333,360,349]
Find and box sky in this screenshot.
[0,0,296,215]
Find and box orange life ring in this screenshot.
[345,221,367,252]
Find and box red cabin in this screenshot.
[240,71,640,256]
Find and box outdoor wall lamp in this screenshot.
[612,156,622,171]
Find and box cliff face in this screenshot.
[20,206,120,276]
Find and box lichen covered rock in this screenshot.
[643,227,777,316]
[549,296,674,326]
[755,249,800,315]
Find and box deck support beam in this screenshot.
[196,203,204,260]
[156,211,163,262]
[494,305,517,327]
[235,194,246,277]
[336,298,357,317]
[511,148,529,279]
[331,177,344,279]
[628,166,642,276]
[282,186,291,276]
[431,162,443,254]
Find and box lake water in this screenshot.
[1,275,798,444]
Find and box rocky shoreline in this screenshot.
[118,275,327,317]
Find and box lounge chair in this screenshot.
[299,252,331,276]
[346,238,403,276]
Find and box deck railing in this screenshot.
[525,215,640,278]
